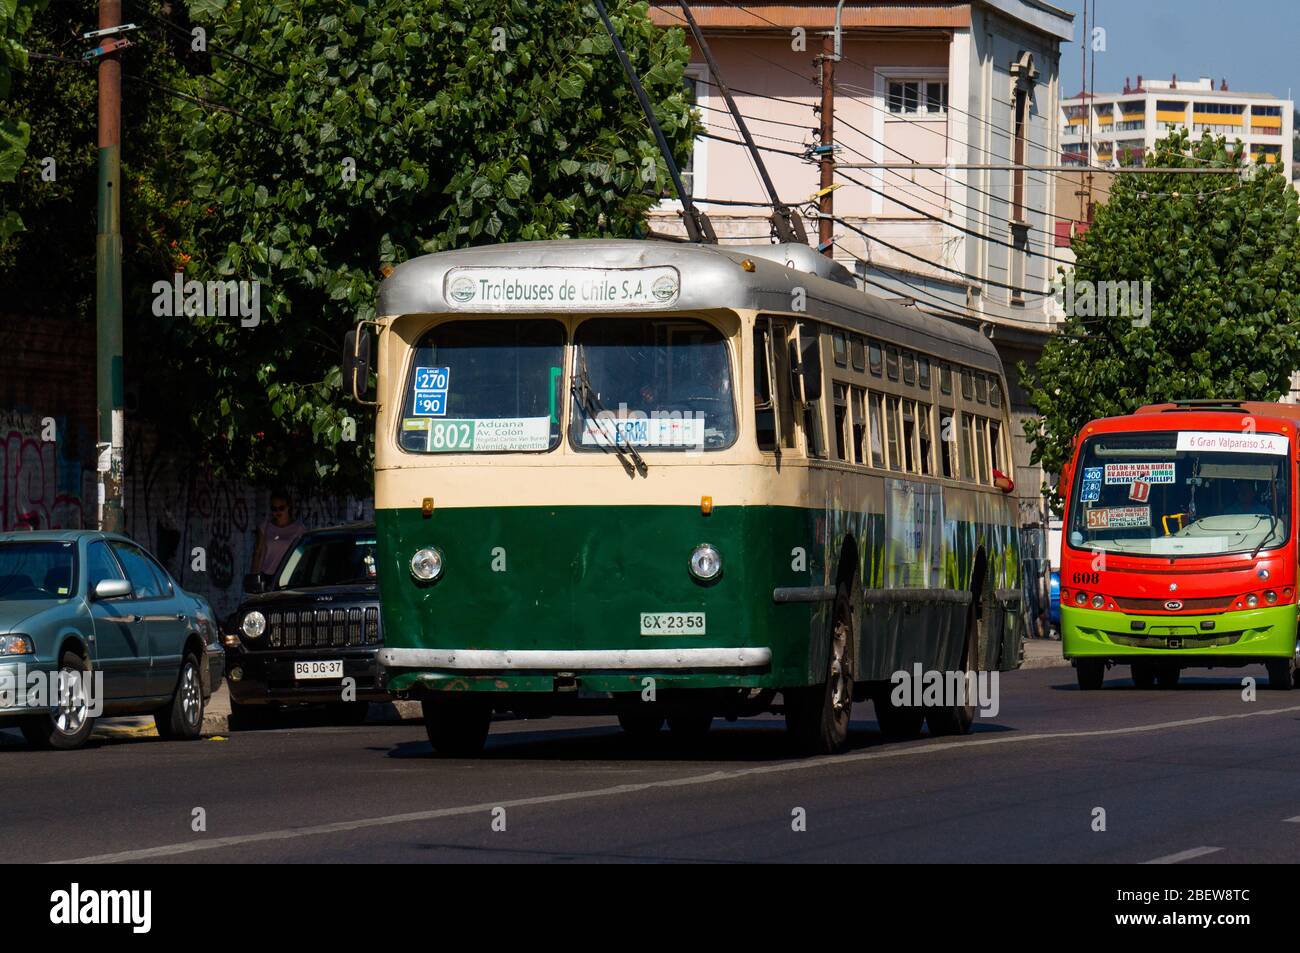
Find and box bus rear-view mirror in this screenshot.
[343,328,372,399]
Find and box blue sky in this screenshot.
[1058,0,1299,106]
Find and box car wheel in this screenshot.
[20,650,97,750]
[1265,658,1295,691]
[155,653,204,740]
[325,701,371,726]
[422,699,491,756]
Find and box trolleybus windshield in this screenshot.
[1068,430,1291,557]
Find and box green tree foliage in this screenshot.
[0,0,49,240]
[167,0,697,491]
[1022,128,1300,482]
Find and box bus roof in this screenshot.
[377,239,1004,376]
[1080,401,1300,439]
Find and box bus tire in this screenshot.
[422,699,491,756]
[1130,663,1157,689]
[927,598,981,736]
[1076,660,1105,691]
[618,712,664,738]
[784,577,858,755]
[874,689,926,740]
[1265,659,1295,691]
[666,713,713,739]
[1154,663,1181,689]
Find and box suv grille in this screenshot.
[266,607,381,648]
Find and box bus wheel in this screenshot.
[422,699,491,756]
[927,601,981,736]
[1265,659,1296,691]
[618,712,664,738]
[1130,663,1157,689]
[666,714,713,739]
[874,689,926,740]
[1154,664,1181,689]
[1076,660,1105,691]
[784,579,857,755]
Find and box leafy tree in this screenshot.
[0,0,49,240]
[164,0,697,492]
[1022,128,1300,485]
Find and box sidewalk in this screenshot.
[1021,637,1069,670]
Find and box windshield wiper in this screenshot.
[571,347,648,477]
[1252,469,1280,560]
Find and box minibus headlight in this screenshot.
[1091,594,1105,609]
[689,544,722,581]
[1266,590,1278,604]
[241,611,266,639]
[1074,591,1088,606]
[1247,593,1259,608]
[410,548,443,581]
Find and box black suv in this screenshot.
[223,524,387,728]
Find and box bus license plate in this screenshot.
[294,660,344,680]
[640,612,706,636]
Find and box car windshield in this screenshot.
[570,317,737,452]
[0,541,77,601]
[276,534,378,589]
[1069,430,1292,557]
[398,319,565,453]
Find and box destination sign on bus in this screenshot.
[444,266,680,311]
[1175,431,1289,455]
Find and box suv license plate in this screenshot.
[295,660,343,680]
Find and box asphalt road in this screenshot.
[5,664,1300,864]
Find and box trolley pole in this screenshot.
[96,0,125,532]
[817,31,835,258]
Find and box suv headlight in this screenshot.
[410,547,443,581]
[241,611,267,639]
[689,543,722,582]
[0,634,33,656]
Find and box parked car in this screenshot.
[223,524,386,728]
[0,530,225,749]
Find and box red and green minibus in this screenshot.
[1060,400,1298,689]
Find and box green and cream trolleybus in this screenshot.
[346,239,1024,755]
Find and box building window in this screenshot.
[888,79,948,116]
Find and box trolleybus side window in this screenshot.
[833,383,849,460]
[850,386,867,465]
[902,351,916,386]
[851,336,866,372]
[753,325,777,451]
[959,412,975,481]
[975,374,988,404]
[869,341,883,377]
[868,393,886,468]
[832,331,847,367]
[902,399,918,472]
[918,356,931,391]
[770,320,798,451]
[886,346,900,381]
[961,368,974,401]
[974,416,991,484]
[990,377,1003,408]
[399,319,565,454]
[571,316,738,452]
[989,419,1003,475]
[940,363,953,395]
[886,395,902,470]
[939,408,956,478]
[918,402,934,475]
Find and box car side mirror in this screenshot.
[243,573,267,595]
[342,328,372,399]
[93,579,131,600]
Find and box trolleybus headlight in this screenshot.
[1074,591,1088,606]
[1091,594,1105,609]
[689,543,723,582]
[1247,593,1259,608]
[241,610,266,639]
[410,547,443,581]
[1266,590,1278,604]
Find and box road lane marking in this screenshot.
[54,702,1300,864]
[1143,847,1223,865]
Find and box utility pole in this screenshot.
[818,30,835,258]
[96,0,125,532]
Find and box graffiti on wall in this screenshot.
[0,411,87,532]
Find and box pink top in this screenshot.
[259,519,306,576]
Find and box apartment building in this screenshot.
[648,0,1074,544]
[1061,75,1295,181]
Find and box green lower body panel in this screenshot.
[1061,604,1297,660]
[376,501,1020,699]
